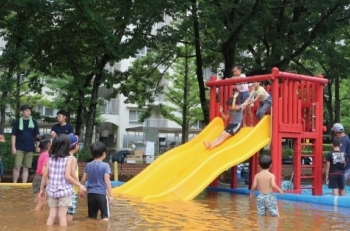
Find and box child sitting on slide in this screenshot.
[203,92,243,150]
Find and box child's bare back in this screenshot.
[254,170,277,194]
[250,155,283,217]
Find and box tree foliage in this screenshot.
[160,44,204,143]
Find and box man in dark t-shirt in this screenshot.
[51,110,74,137]
[11,104,40,183]
[326,136,347,196]
[332,123,350,185]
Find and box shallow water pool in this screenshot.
[1,188,350,231]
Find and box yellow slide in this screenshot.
[113,116,271,202]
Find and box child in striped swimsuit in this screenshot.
[39,134,86,226]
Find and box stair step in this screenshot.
[300,176,314,179]
[301,154,315,157]
[301,187,314,190]
[301,165,314,168]
[302,143,314,146]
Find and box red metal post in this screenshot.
[293,137,301,192]
[313,75,324,195]
[230,166,237,189]
[209,75,217,121]
[209,75,218,187]
[270,68,281,186]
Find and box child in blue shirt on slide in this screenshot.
[203,92,243,150]
[80,142,114,220]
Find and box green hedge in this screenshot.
[1,133,94,169]
[262,144,333,159]
[1,134,14,169]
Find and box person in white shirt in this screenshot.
[232,64,253,127]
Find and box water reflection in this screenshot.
[0,188,350,231]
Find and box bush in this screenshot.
[77,150,93,162]
[1,134,14,169]
[265,144,334,160]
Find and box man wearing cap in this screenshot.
[332,123,350,184]
[11,104,40,183]
[50,110,74,137]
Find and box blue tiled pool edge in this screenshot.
[206,187,350,208]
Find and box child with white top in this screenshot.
[232,64,253,127]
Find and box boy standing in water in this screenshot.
[250,155,283,217]
[325,136,347,196]
[80,142,114,220]
[203,92,242,150]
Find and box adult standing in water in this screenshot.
[332,123,350,185]
[12,104,40,183]
[51,110,74,137]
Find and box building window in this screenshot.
[38,106,57,117]
[40,77,46,84]
[129,110,143,124]
[20,74,26,83]
[135,47,147,58]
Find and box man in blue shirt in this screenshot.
[332,123,350,186]
[11,104,40,183]
[50,110,74,137]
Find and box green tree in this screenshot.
[287,26,350,132]
[196,0,350,76]
[29,0,173,151]
[0,0,48,124]
[160,44,203,144]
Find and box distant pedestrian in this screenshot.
[332,123,350,185]
[325,136,347,196]
[51,110,74,137]
[11,104,40,183]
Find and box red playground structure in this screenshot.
[205,68,328,195]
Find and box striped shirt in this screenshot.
[46,156,73,198]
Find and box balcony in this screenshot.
[190,121,204,129]
[129,119,168,127]
[144,119,168,127]
[102,99,119,115]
